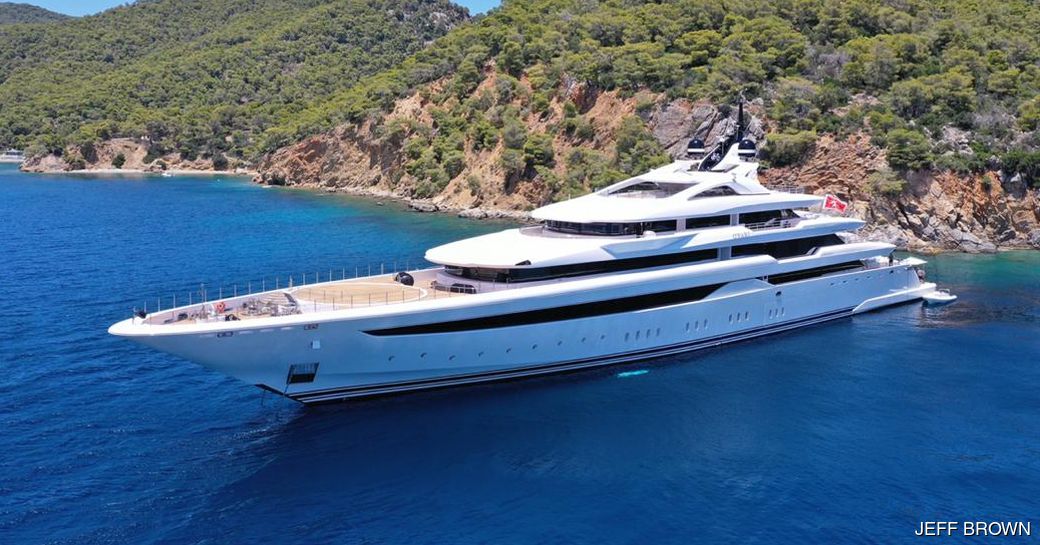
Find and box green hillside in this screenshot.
[4,0,1040,184]
[271,0,1040,185]
[0,0,468,160]
[0,2,69,25]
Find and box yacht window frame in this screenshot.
[446,248,719,283]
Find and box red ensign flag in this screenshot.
[823,194,848,213]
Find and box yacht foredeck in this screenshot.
[141,269,473,326]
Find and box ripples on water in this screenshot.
[2,165,1038,544]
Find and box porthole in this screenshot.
[532,344,538,350]
[635,331,641,340]
[685,322,690,332]
[728,314,733,323]
[656,328,661,337]
[388,356,395,362]
[506,348,512,353]
[581,337,587,343]
[478,351,484,357]
[744,311,749,320]
[646,329,652,338]
[420,352,426,358]
[449,355,455,361]
[625,332,630,341]
[600,334,606,340]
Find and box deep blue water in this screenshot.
[2,163,1039,544]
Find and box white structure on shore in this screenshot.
[0,149,25,164]
[110,115,944,403]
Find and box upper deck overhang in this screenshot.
[530,191,823,224]
[425,215,863,269]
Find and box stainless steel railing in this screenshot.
[133,257,429,319]
[764,184,806,194]
[743,218,802,231]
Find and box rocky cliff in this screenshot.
[763,134,1040,253]
[256,71,653,216]
[255,71,1040,253]
[20,139,245,174]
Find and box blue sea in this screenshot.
[2,164,1039,544]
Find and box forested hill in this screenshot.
[266,0,1040,181]
[0,3,69,25]
[255,0,1039,251]
[0,0,468,162]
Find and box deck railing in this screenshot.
[764,184,806,194]
[743,218,802,231]
[134,257,431,318]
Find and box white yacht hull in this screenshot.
[111,262,931,404]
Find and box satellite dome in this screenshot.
[686,138,706,155]
[737,138,757,156]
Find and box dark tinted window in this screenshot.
[643,220,677,233]
[448,248,719,283]
[738,209,796,224]
[686,215,730,229]
[545,220,676,236]
[767,261,862,284]
[545,221,638,236]
[367,282,725,336]
[732,234,844,259]
[691,186,738,198]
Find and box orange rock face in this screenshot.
[763,134,1039,252]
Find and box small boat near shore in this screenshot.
[0,149,25,164]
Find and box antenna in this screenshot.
[736,90,746,142]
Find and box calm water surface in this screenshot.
[2,164,1038,544]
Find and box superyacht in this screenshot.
[110,107,944,403]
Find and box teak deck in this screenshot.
[291,275,469,307]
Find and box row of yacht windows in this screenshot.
[545,209,796,236]
[446,234,845,284]
[544,220,678,236]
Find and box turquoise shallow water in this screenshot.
[2,164,1039,544]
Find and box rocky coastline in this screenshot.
[19,137,254,177]
[253,95,1040,254]
[21,105,1040,253]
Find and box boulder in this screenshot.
[939,126,973,154]
[458,208,489,219]
[1029,229,1040,249]
[408,200,438,213]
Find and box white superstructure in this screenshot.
[110,116,940,404]
[0,149,25,164]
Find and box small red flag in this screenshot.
[823,194,848,213]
